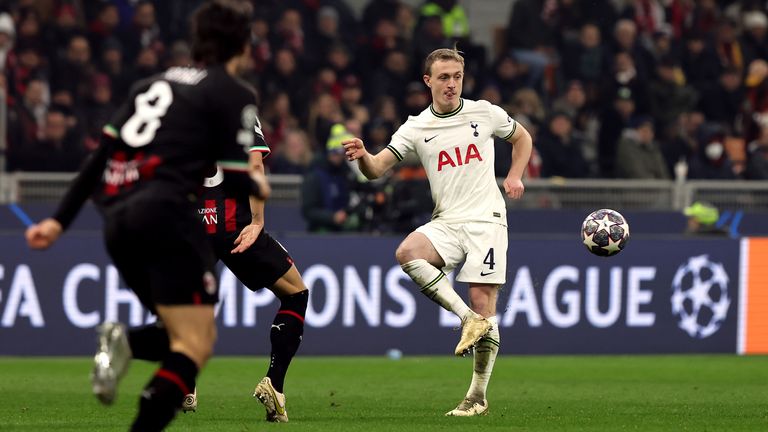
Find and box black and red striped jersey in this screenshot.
[52,65,264,228]
[198,167,252,235]
[94,65,259,207]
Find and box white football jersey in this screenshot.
[387,98,517,225]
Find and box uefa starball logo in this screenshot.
[670,255,731,339]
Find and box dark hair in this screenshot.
[191,0,252,65]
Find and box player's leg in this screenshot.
[124,209,218,431]
[223,232,306,422]
[131,304,216,431]
[446,284,499,417]
[92,222,156,406]
[448,222,507,416]
[396,228,474,322]
[92,321,171,405]
[254,265,307,422]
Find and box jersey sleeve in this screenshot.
[385,121,415,162]
[214,87,260,173]
[489,103,517,141]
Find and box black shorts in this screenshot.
[209,229,293,291]
[103,196,219,312]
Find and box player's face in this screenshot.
[424,59,463,112]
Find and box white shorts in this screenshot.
[415,220,508,285]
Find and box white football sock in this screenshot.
[401,259,472,320]
[466,316,499,401]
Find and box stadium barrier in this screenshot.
[1,229,765,356]
[1,173,768,211]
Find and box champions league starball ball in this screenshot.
[581,209,630,257]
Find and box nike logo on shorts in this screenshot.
[424,135,438,142]
[480,271,495,276]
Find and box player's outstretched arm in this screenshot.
[27,138,110,250]
[342,137,397,180]
[503,123,533,200]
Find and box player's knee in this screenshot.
[395,243,415,264]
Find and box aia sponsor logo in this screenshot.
[437,143,482,171]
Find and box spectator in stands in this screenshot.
[680,30,721,95]
[0,12,15,73]
[537,111,590,178]
[648,57,698,131]
[307,6,353,68]
[618,0,667,46]
[745,126,768,179]
[7,38,46,100]
[504,0,558,91]
[366,49,410,107]
[87,3,120,57]
[45,3,82,58]
[413,14,450,69]
[743,60,768,146]
[683,201,730,236]
[614,115,670,179]
[261,90,299,152]
[14,107,83,172]
[660,110,703,177]
[326,43,356,80]
[485,53,526,105]
[688,125,739,179]
[598,86,636,177]
[118,0,163,64]
[603,50,651,115]
[608,19,655,82]
[509,88,546,133]
[97,38,131,102]
[261,47,308,120]
[8,76,47,142]
[52,35,96,105]
[308,91,343,146]
[339,75,368,123]
[561,23,606,93]
[301,128,360,233]
[270,129,314,175]
[712,18,745,75]
[81,73,115,153]
[272,8,305,56]
[249,15,272,75]
[741,11,768,66]
[698,66,744,133]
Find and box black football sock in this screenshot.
[266,289,308,393]
[128,323,170,362]
[130,352,198,432]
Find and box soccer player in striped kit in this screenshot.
[343,47,533,416]
[181,136,307,423]
[25,1,305,428]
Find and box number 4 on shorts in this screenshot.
[483,248,495,270]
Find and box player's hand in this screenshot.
[342,138,367,161]
[25,218,63,250]
[503,177,525,200]
[231,222,263,253]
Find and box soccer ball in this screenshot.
[581,209,630,257]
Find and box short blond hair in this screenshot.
[423,47,465,76]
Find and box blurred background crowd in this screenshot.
[0,0,767,231]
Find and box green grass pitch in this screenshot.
[0,355,766,431]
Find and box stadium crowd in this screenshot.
[1,0,768,183]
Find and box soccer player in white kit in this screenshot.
[343,48,533,417]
